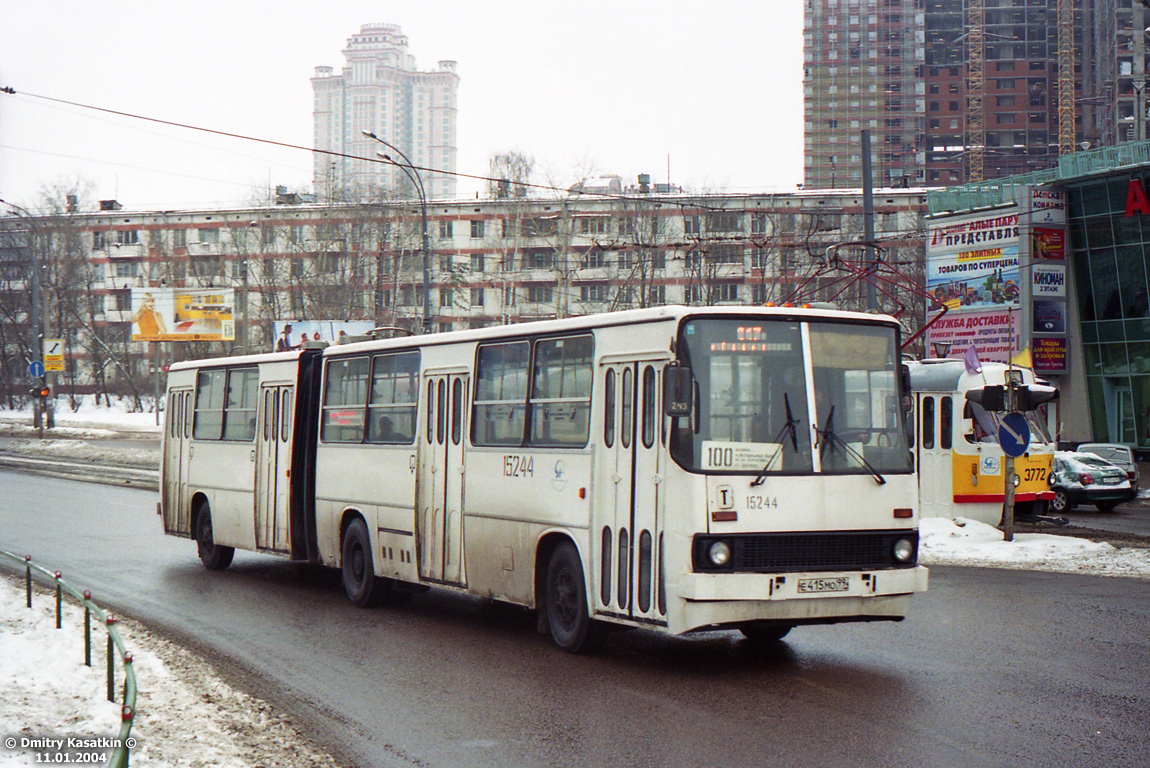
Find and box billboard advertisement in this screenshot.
[926,212,1021,312]
[130,288,235,341]
[272,320,375,351]
[925,308,1021,364]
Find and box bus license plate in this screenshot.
[797,577,850,594]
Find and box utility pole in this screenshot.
[861,130,878,311]
[1002,372,1019,542]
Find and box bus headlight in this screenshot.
[708,540,732,567]
[892,538,915,564]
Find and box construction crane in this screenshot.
[1057,0,1075,155]
[966,0,985,182]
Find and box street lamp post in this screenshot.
[361,131,432,334]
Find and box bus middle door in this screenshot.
[255,384,294,553]
[417,371,468,585]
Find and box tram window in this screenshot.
[222,368,259,442]
[940,396,952,450]
[366,351,419,444]
[473,341,530,446]
[529,335,593,447]
[321,357,368,443]
[642,365,656,449]
[922,396,935,449]
[604,369,616,448]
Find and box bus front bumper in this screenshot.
[671,566,929,634]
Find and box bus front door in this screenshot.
[255,384,294,553]
[417,372,468,585]
[597,361,667,626]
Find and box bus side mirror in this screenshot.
[663,363,693,417]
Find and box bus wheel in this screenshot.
[739,623,792,643]
[342,518,385,608]
[195,503,234,571]
[545,542,606,654]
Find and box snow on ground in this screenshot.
[2,402,1150,766]
[0,576,341,768]
[919,517,1150,578]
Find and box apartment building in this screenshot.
[312,23,458,201]
[0,188,928,401]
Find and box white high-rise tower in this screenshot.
[313,23,458,200]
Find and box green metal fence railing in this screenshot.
[1,548,138,768]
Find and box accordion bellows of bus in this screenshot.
[161,305,928,653]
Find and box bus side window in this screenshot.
[940,396,952,450]
[473,341,529,446]
[922,396,935,449]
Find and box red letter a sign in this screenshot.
[1126,179,1150,216]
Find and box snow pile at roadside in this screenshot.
[0,576,341,768]
[920,517,1150,578]
[0,397,160,437]
[0,438,160,467]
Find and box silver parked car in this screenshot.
[1049,451,1134,513]
[1076,443,1139,494]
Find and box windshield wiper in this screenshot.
[815,405,886,485]
[750,393,801,487]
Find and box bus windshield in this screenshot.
[672,318,912,475]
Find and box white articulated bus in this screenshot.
[161,306,928,652]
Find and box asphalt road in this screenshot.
[1,471,1147,768]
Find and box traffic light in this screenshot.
[964,385,1005,411]
[28,377,50,400]
[965,383,1058,412]
[1015,383,1058,411]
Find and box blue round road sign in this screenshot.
[998,411,1031,458]
[28,361,45,378]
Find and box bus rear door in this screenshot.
[417,370,469,585]
[163,387,194,535]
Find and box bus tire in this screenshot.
[544,542,606,654]
[341,518,385,608]
[739,623,793,643]
[195,503,234,571]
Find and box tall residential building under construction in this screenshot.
[312,23,459,201]
[802,0,1116,189]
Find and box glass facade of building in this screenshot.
[1065,176,1150,447]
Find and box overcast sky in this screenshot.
[0,1,804,212]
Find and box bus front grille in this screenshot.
[692,531,918,573]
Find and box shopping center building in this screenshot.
[927,141,1150,450]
